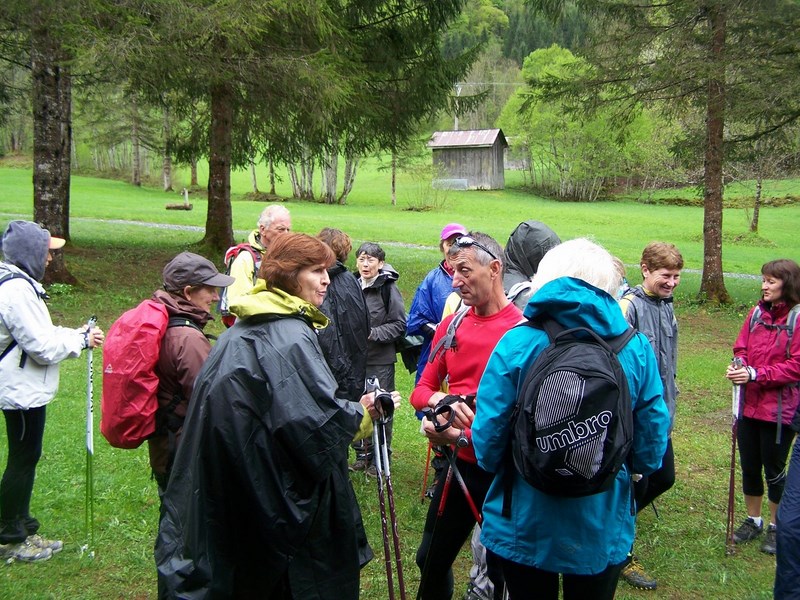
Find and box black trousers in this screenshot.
[738,417,795,503]
[416,458,494,600]
[0,406,46,544]
[490,550,624,600]
[634,437,675,512]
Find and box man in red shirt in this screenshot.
[411,231,523,600]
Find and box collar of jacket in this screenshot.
[634,284,673,304]
[246,229,266,253]
[229,280,330,329]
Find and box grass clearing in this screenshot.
[0,165,798,598]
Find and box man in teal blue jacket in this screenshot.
[472,238,670,600]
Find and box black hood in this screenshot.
[502,220,561,291]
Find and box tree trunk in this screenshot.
[131,97,141,186]
[323,152,337,204]
[162,105,173,192]
[751,173,762,233]
[31,18,75,284]
[699,3,731,304]
[190,157,199,187]
[288,164,301,198]
[250,158,259,193]
[391,151,397,206]
[338,155,358,205]
[300,154,315,200]
[203,83,235,252]
[268,155,276,195]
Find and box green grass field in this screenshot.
[0,162,798,598]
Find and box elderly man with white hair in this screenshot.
[472,238,670,600]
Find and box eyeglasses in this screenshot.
[454,236,499,261]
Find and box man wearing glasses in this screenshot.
[411,232,523,600]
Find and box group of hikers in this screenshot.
[0,211,798,599]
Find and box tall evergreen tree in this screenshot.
[525,0,800,303]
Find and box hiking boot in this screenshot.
[365,464,378,478]
[733,517,763,544]
[349,458,370,472]
[463,582,489,600]
[620,556,657,590]
[27,534,63,554]
[761,524,777,555]
[0,539,53,563]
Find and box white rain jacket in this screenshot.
[0,263,85,410]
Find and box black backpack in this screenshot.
[509,317,636,498]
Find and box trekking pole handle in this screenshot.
[731,357,744,420]
[366,376,395,420]
[83,316,97,349]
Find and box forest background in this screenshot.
[3,0,800,303]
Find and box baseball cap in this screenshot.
[163,252,235,290]
[440,223,468,241]
[49,236,66,250]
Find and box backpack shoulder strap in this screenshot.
[526,316,635,355]
[225,243,262,285]
[427,306,470,364]
[618,290,639,329]
[783,304,800,358]
[167,316,213,340]
[0,271,40,365]
[380,281,392,312]
[750,306,763,332]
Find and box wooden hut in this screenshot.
[427,129,508,190]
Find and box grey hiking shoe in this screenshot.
[27,534,63,554]
[733,517,763,544]
[463,582,490,600]
[0,539,53,563]
[349,458,370,472]
[761,524,777,555]
[620,556,657,590]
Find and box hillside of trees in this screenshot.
[2,0,799,300]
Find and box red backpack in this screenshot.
[101,300,200,449]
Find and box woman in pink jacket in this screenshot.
[726,258,800,555]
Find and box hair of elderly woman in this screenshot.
[762,258,800,306]
[532,238,621,297]
[318,227,352,263]
[260,233,335,296]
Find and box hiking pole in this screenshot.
[373,385,407,600]
[726,357,744,556]
[84,316,97,557]
[420,441,432,502]
[441,446,482,524]
[368,377,396,600]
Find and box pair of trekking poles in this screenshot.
[367,376,407,600]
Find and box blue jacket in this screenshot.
[406,261,454,380]
[472,277,670,575]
